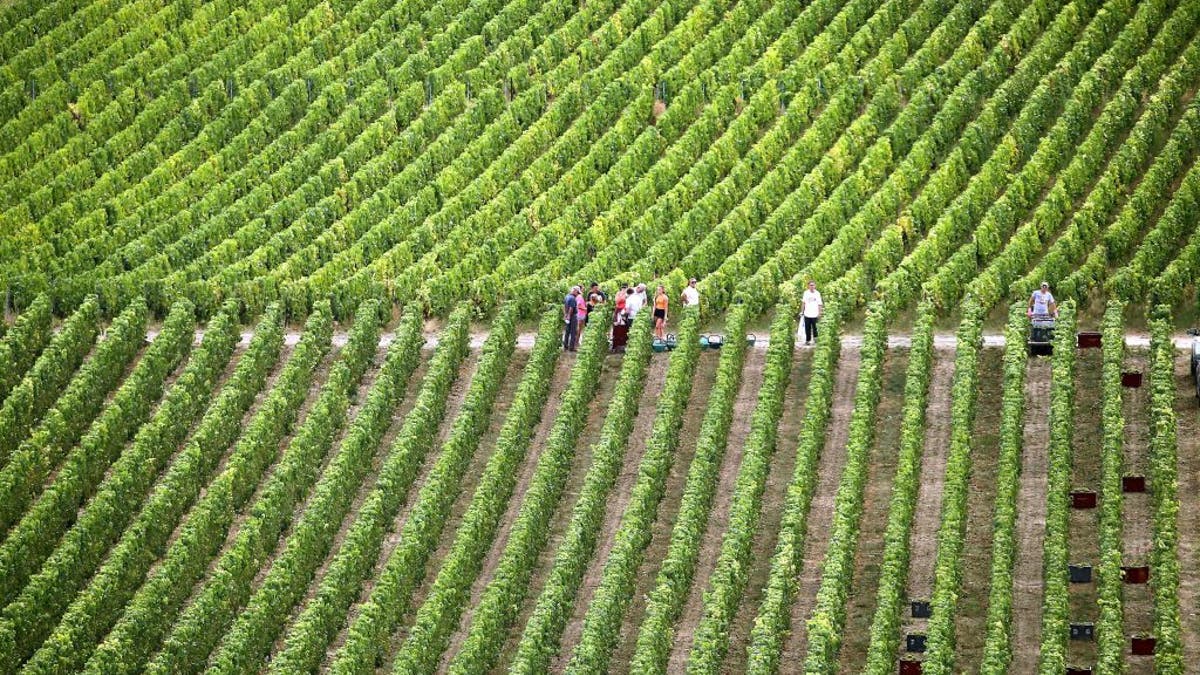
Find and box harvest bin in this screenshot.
[1131,636,1156,656]
[1122,475,1146,492]
[1070,490,1097,508]
[1121,371,1143,388]
[1069,564,1093,583]
[1122,565,1150,584]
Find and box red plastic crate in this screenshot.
[1070,490,1097,509]
[1122,475,1146,493]
[1131,636,1156,656]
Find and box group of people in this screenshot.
[563,278,702,351]
[563,277,1060,356]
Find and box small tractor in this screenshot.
[1028,313,1056,357]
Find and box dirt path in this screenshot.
[99,340,248,490]
[301,352,480,668]
[245,346,397,595]
[1010,358,1052,674]
[400,351,531,633]
[157,327,1200,354]
[1121,352,1153,674]
[439,353,578,671]
[720,349,814,673]
[776,345,862,664]
[1066,349,1102,667]
[550,354,671,670]
[178,343,343,634]
[144,343,296,585]
[837,348,909,672]
[1173,350,1200,670]
[664,347,769,673]
[493,352,624,671]
[952,348,1005,669]
[900,347,956,650]
[611,352,722,675]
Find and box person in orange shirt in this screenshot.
[653,285,669,341]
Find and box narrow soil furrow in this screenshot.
[493,352,623,671]
[611,351,722,675]
[899,345,956,657]
[550,354,671,670]
[1066,348,1102,667]
[1173,349,1200,670]
[439,353,578,671]
[1010,357,1053,674]
[1121,351,1153,674]
[664,346,768,673]
[301,352,477,663]
[951,347,1004,669]
[836,347,909,672]
[400,350,531,632]
[776,344,862,664]
[721,349,814,673]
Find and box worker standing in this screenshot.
[612,286,630,352]
[627,283,646,318]
[563,286,581,351]
[801,280,823,345]
[681,277,700,308]
[653,285,669,341]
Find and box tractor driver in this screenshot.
[1028,282,1058,319]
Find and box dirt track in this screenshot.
[551,354,670,670]
[1010,358,1052,674]
[1174,352,1200,670]
[665,347,768,672]
[836,349,907,671]
[1121,352,1154,675]
[896,348,955,654]
[778,344,863,664]
[439,353,577,670]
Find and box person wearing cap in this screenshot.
[801,280,823,345]
[563,286,581,351]
[681,277,700,308]
[1028,282,1058,318]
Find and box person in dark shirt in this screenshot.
[563,286,581,351]
[589,281,608,305]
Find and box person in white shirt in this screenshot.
[1028,281,1058,318]
[681,277,700,308]
[801,280,823,345]
[626,283,646,317]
